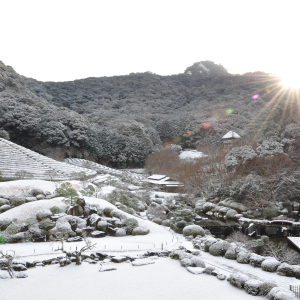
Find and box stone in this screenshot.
[91,231,105,238]
[36,209,53,221]
[132,259,155,266]
[99,266,117,272]
[111,256,128,263]
[36,194,45,200]
[0,204,11,213]
[16,272,28,278]
[67,236,83,242]
[0,273,8,279]
[0,198,10,206]
[107,226,117,236]
[95,252,109,260]
[187,267,205,274]
[25,197,37,202]
[88,213,101,227]
[83,258,97,264]
[12,264,27,271]
[217,274,226,280]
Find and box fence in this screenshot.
[290,285,300,298]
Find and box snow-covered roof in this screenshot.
[147,175,167,180]
[222,131,241,139]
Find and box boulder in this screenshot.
[12,264,27,271]
[244,279,263,296]
[96,253,109,260]
[132,259,155,266]
[0,205,11,213]
[115,228,126,237]
[111,256,128,263]
[261,258,281,272]
[99,265,117,272]
[9,196,25,207]
[91,231,105,238]
[226,209,238,219]
[31,189,45,196]
[107,226,117,236]
[0,198,10,206]
[203,266,215,275]
[217,274,226,280]
[88,214,101,227]
[25,197,37,203]
[16,272,28,278]
[36,194,45,200]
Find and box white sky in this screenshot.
[1,0,299,82]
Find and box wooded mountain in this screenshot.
[0,60,298,167]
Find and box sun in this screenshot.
[280,73,300,89]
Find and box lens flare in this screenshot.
[187,131,192,135]
[203,122,210,129]
[252,94,259,99]
[226,109,233,114]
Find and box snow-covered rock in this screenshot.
[16,272,28,278]
[187,267,205,274]
[132,259,155,266]
[99,266,117,272]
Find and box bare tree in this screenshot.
[262,241,300,264]
[44,169,58,181]
[55,234,96,265]
[14,170,34,180]
[0,250,15,278]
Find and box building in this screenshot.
[143,174,184,192]
[222,131,241,144]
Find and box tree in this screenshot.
[55,234,96,265]
[44,169,58,181]
[55,182,82,206]
[80,184,95,196]
[14,170,34,180]
[0,250,15,278]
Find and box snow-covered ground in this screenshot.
[1,256,264,300]
[179,150,205,160]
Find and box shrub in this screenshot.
[225,248,237,260]
[103,207,114,217]
[237,251,251,264]
[183,225,205,238]
[110,209,127,220]
[97,221,108,231]
[209,241,230,256]
[132,226,150,235]
[39,218,55,231]
[259,281,278,296]
[153,218,162,225]
[115,228,126,237]
[276,263,295,277]
[261,258,281,272]
[4,223,22,235]
[229,273,249,289]
[50,206,61,214]
[162,219,171,227]
[123,218,139,235]
[244,279,263,296]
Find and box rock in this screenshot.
[36,194,45,200]
[91,231,105,238]
[16,272,28,278]
[180,258,193,267]
[25,197,37,202]
[211,270,220,276]
[83,258,97,264]
[276,263,295,277]
[95,252,109,260]
[36,209,53,221]
[88,213,101,227]
[31,189,45,196]
[261,258,281,272]
[107,226,117,236]
[187,267,205,274]
[12,264,27,271]
[229,273,249,288]
[244,279,263,296]
[0,204,11,213]
[67,236,83,242]
[217,274,226,280]
[0,198,10,206]
[132,259,155,266]
[9,196,25,207]
[237,251,251,264]
[203,266,215,275]
[111,256,128,263]
[99,265,117,272]
[0,273,8,279]
[26,262,35,268]
[226,209,238,219]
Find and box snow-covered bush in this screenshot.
[226,209,238,219]
[110,209,127,220]
[249,253,266,267]
[38,218,55,231]
[225,145,257,167]
[204,237,217,252]
[180,258,193,267]
[123,218,139,235]
[36,209,53,221]
[225,248,237,260]
[244,279,263,296]
[115,228,126,237]
[103,207,114,217]
[190,256,205,268]
[162,219,171,227]
[267,287,297,300]
[146,202,168,220]
[0,218,12,230]
[50,206,61,214]
[276,263,294,277]
[259,281,278,296]
[228,273,249,288]
[3,222,22,235]
[209,241,230,256]
[153,218,162,225]
[132,226,149,235]
[261,258,281,272]
[293,265,300,279]
[256,140,284,157]
[183,225,205,238]
[237,251,251,264]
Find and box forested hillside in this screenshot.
[0,60,299,168]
